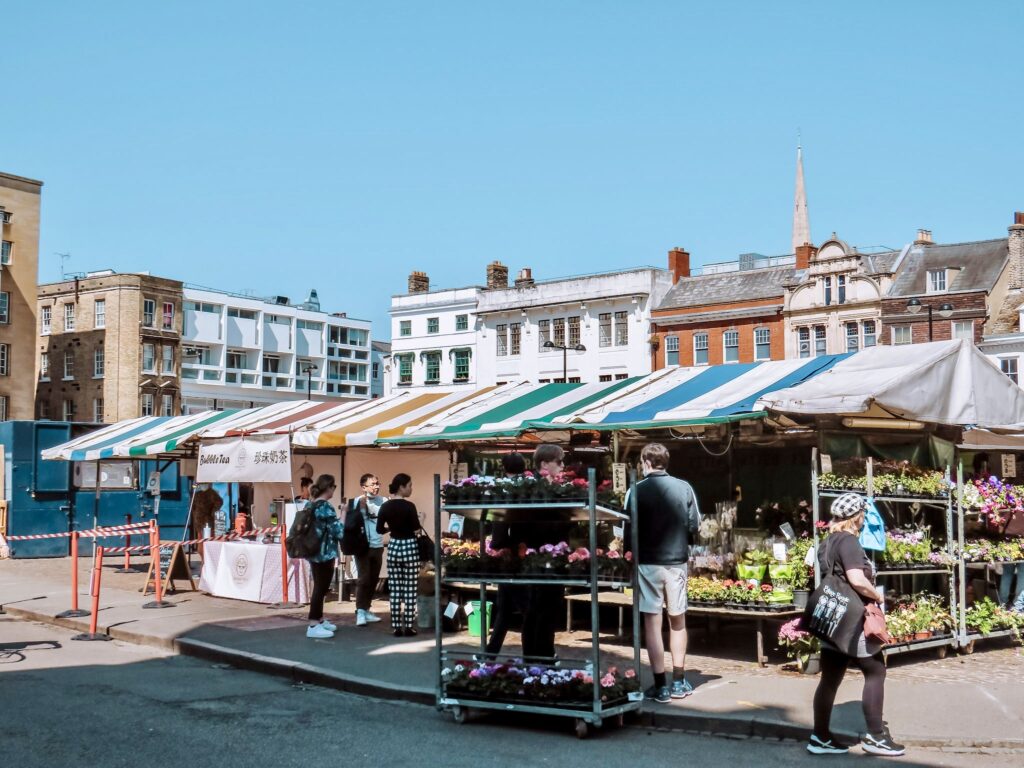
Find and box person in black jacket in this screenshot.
[628,443,700,703]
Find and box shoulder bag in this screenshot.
[801,534,867,656]
[415,525,435,563]
[341,498,370,557]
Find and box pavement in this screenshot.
[2,554,1023,751]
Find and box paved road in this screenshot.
[0,615,1018,768]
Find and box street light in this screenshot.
[905,298,954,342]
[301,363,319,400]
[543,340,586,382]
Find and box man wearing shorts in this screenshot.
[630,443,701,703]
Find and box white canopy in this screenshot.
[756,339,1024,429]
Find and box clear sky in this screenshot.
[4,2,1023,336]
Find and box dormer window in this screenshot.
[927,269,947,294]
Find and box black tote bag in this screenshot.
[801,534,866,656]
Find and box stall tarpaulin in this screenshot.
[197,433,292,483]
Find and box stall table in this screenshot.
[199,539,311,604]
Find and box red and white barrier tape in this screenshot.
[5,522,151,542]
[98,544,155,555]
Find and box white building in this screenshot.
[370,340,390,398]
[181,286,372,412]
[386,262,672,393]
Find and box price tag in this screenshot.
[773,542,788,562]
[613,463,627,493]
[463,602,475,616]
[820,454,833,474]
[444,602,459,619]
[1002,454,1016,478]
[612,525,624,539]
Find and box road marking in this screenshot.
[977,685,1021,722]
[737,700,765,710]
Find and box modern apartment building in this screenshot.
[36,271,183,422]
[0,171,44,420]
[181,287,372,412]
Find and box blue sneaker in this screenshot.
[670,678,693,699]
[644,684,671,703]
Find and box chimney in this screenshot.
[795,243,817,270]
[1010,212,1024,290]
[486,260,509,289]
[915,229,933,245]
[514,267,535,287]
[408,271,429,293]
[668,248,690,282]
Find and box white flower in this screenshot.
[454,664,464,673]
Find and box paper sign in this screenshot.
[613,525,624,540]
[820,454,833,474]
[444,602,459,619]
[448,514,465,538]
[613,463,627,493]
[1002,454,1016,478]
[773,542,788,562]
[463,602,475,616]
[197,433,292,483]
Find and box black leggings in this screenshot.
[813,646,886,736]
[308,559,336,622]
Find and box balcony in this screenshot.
[185,309,222,343]
[226,316,259,348]
[182,364,223,382]
[263,321,293,353]
[296,327,323,357]
[261,374,294,389]
[224,369,260,386]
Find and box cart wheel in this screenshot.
[614,714,625,727]
[962,641,975,655]
[451,706,467,724]
[574,719,589,739]
[935,645,949,660]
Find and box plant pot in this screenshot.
[913,631,932,641]
[793,590,810,609]
[797,653,821,675]
[736,564,767,582]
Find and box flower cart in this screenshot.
[432,469,642,738]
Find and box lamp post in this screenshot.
[905,298,954,342]
[543,340,587,382]
[301,363,319,400]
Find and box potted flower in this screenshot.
[777,618,821,674]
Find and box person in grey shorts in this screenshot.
[628,443,700,703]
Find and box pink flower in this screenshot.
[624,669,636,679]
[600,673,615,688]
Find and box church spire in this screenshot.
[792,142,811,254]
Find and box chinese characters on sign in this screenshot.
[197,434,292,483]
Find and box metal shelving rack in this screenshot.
[432,468,642,738]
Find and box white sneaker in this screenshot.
[356,610,368,627]
[363,611,382,623]
[307,623,334,639]
[320,619,337,632]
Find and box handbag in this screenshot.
[340,498,370,557]
[801,533,867,656]
[415,526,435,563]
[863,602,892,645]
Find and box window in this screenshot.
[94,299,105,329]
[614,373,628,381]
[0,292,8,324]
[142,343,156,372]
[837,275,847,305]
[754,328,771,361]
[814,325,827,356]
[227,307,256,320]
[399,320,411,337]
[93,398,104,423]
[143,299,155,327]
[863,320,877,348]
[0,240,11,264]
[427,317,439,334]
[398,355,413,385]
[186,301,221,314]
[227,350,247,369]
[694,332,709,366]
[723,330,739,363]
[798,327,811,358]
[188,346,212,366]
[141,393,154,416]
[41,306,51,335]
[510,322,521,355]
[162,302,175,330]
[538,319,551,350]
[1001,357,1019,385]
[454,349,470,381]
[162,345,174,374]
[372,362,380,379]
[263,355,280,373]
[63,350,74,379]
[494,323,508,356]
[614,310,629,346]
[40,352,49,380]
[63,399,76,421]
[599,313,612,347]
[553,317,565,347]
[296,319,322,331]
[927,270,947,294]
[94,346,105,377]
[892,325,912,345]
[846,322,859,353]
[38,399,48,420]
[0,395,7,421]
[568,377,582,384]
[823,276,832,306]
[952,320,974,341]
[455,314,469,332]
[64,303,75,331]
[568,316,580,347]
[599,374,612,382]
[665,335,680,366]
[162,394,174,417]
[0,343,8,375]
[424,351,441,383]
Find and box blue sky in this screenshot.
[4,2,1023,335]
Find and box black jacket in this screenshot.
[628,471,700,565]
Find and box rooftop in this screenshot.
[656,263,796,311]
[886,238,1008,298]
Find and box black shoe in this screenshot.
[806,733,849,755]
[403,627,418,637]
[643,684,671,703]
[861,728,905,757]
[393,629,403,637]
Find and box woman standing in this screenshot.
[808,493,903,757]
[306,474,343,640]
[377,473,421,637]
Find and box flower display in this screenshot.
[443,538,632,580]
[442,469,617,506]
[442,660,640,705]
[777,618,820,659]
[959,538,1024,563]
[960,476,1024,530]
[884,593,954,641]
[964,598,1024,637]
[817,459,949,498]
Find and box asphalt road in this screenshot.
[0,615,1018,768]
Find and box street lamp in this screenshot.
[543,340,586,382]
[905,298,954,342]
[301,363,319,400]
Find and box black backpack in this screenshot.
[341,498,370,557]
[286,503,323,559]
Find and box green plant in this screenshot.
[965,598,1000,635]
[742,549,774,566]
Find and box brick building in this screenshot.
[0,171,43,420]
[36,271,184,422]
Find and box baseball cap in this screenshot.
[830,493,866,520]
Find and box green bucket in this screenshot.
[467,601,493,637]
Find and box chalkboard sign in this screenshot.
[143,542,196,595]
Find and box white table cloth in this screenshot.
[199,540,311,604]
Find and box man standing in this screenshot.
[346,473,387,626]
[631,443,700,703]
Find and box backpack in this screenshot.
[341,498,370,557]
[286,503,324,559]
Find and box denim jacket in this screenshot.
[310,499,343,563]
